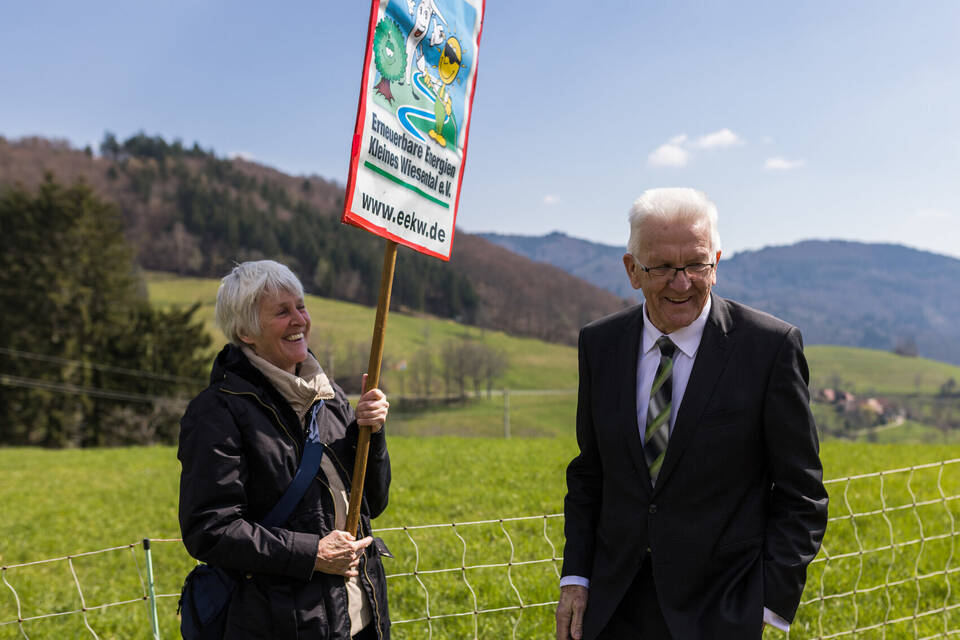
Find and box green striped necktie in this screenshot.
[645,336,676,484]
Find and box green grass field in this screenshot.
[5,274,950,637]
[4,441,960,639]
[388,392,577,438]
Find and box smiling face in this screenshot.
[438,37,461,85]
[240,289,311,374]
[623,218,720,334]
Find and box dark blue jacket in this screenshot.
[178,344,391,639]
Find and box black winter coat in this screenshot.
[178,344,391,639]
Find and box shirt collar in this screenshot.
[641,295,712,358]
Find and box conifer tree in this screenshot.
[0,176,210,446]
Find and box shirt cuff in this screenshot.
[763,607,790,632]
[560,575,590,589]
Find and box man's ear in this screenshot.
[623,254,643,290]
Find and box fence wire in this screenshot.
[372,514,564,639]
[793,458,960,639]
[1,542,154,639]
[4,461,960,638]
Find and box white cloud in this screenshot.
[647,129,745,168]
[543,194,561,205]
[764,156,805,171]
[760,136,775,144]
[692,128,744,149]
[647,143,689,167]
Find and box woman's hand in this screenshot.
[356,373,389,433]
[314,530,374,577]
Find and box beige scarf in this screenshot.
[241,346,334,419]
[241,346,373,635]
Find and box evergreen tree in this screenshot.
[99,131,120,160]
[0,177,210,446]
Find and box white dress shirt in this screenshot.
[635,296,711,438]
[560,298,789,632]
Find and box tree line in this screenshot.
[0,176,210,446]
[100,131,479,324]
[318,332,508,401]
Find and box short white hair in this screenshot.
[626,188,721,258]
[215,260,305,345]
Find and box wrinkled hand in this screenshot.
[315,530,373,577]
[556,585,587,640]
[356,373,389,432]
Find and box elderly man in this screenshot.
[556,188,827,639]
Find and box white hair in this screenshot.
[626,188,721,258]
[215,260,304,345]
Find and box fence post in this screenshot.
[503,389,510,439]
[143,538,161,639]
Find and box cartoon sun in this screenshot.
[427,36,462,147]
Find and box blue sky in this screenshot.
[3,1,959,258]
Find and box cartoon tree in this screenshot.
[373,18,406,103]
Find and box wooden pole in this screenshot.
[346,239,398,538]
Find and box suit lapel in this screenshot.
[616,306,652,493]
[653,295,734,492]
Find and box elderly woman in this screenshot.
[178,260,391,639]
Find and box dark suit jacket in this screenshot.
[562,295,828,639]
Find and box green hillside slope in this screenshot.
[146,273,577,392]
[805,345,960,395]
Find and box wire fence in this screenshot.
[4,460,960,638]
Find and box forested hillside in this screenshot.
[0,135,628,345]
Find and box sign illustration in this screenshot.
[343,0,484,261]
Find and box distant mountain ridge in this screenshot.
[479,232,960,365]
[479,231,638,299]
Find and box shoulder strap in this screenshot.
[261,400,325,528]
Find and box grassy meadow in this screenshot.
[3,275,960,637]
[0,439,577,639]
[4,442,960,638]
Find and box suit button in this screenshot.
[645,546,652,553]
[649,504,657,514]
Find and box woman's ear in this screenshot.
[238,332,256,346]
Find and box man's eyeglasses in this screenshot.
[636,262,715,280]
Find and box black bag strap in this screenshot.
[261,400,325,528]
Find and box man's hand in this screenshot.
[314,530,373,577]
[556,585,588,640]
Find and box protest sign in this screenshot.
[341,0,484,536]
[343,0,485,261]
